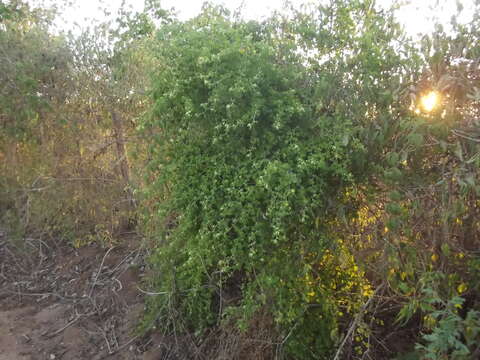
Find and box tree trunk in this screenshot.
[111,110,130,186]
[110,110,136,217]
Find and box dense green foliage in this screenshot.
[140,2,431,358]
[2,0,480,359]
[142,6,360,356]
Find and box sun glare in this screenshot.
[420,91,440,113]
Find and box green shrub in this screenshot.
[140,2,413,357]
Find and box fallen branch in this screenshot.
[44,311,95,338]
[104,335,140,357]
[136,286,168,296]
[89,247,115,297]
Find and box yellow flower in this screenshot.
[457,283,468,294]
[423,315,436,328]
[431,253,438,262]
[362,284,374,297]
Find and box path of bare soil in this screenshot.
[0,232,166,360]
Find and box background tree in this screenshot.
[0,0,161,242]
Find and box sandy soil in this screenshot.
[0,233,154,360]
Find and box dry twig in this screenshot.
[333,283,385,360]
[89,247,115,297]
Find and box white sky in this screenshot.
[30,0,475,37]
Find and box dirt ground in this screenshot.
[0,231,165,360]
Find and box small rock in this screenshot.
[50,354,56,360]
